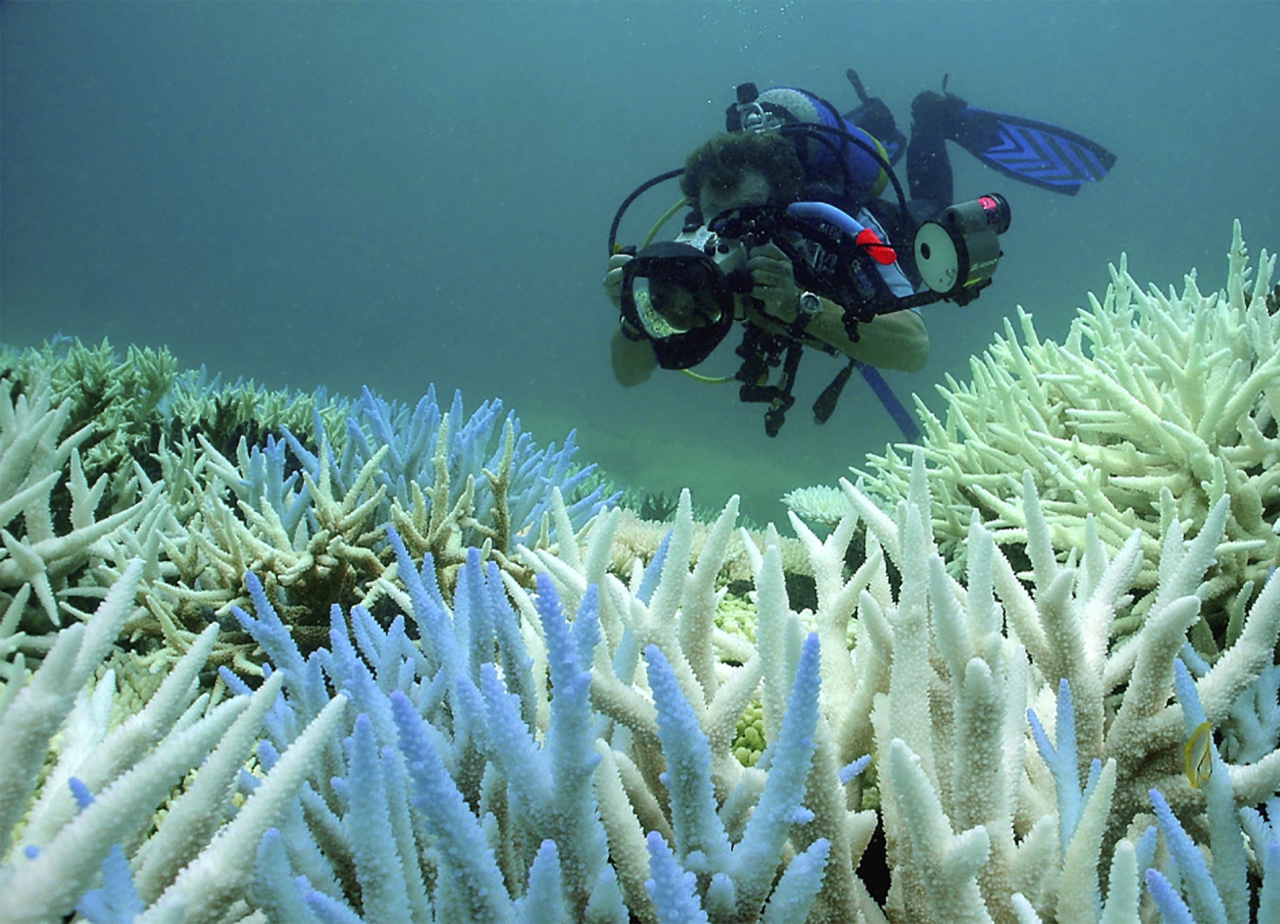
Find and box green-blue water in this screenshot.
[3,1,1277,525]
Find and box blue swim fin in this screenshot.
[953,105,1117,195]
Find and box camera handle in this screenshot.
[735,327,804,438]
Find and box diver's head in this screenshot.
[697,168,771,227]
[679,132,803,222]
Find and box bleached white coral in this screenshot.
[0,377,158,638]
[522,442,1280,922]
[2,447,1278,922]
[834,450,1280,922]
[608,506,812,583]
[0,558,346,922]
[781,486,850,529]
[857,222,1280,641]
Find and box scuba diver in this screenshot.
[603,71,1116,437]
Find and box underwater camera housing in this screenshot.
[914,193,1011,300]
[618,220,754,369]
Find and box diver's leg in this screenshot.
[907,91,965,221]
[843,69,907,164]
[911,89,1117,196]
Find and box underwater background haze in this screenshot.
[3,1,1278,525]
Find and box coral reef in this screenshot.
[2,226,1279,923]
[781,486,849,530]
[608,506,811,585]
[4,449,1277,922]
[795,221,1280,653]
[0,351,613,670]
[0,338,349,494]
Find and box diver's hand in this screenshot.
[603,253,632,311]
[747,243,801,322]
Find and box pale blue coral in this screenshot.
[217,532,836,922]
[1023,661,1280,924]
[190,379,615,567]
[322,385,616,549]
[1143,658,1252,924]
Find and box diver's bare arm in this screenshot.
[750,297,930,372]
[814,299,929,371]
[604,252,658,386]
[611,328,658,386]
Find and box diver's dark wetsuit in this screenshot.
[906,93,962,223]
[823,72,1117,287]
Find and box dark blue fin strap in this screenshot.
[855,361,920,442]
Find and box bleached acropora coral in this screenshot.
[836,451,1280,922]
[824,223,1279,628]
[2,452,1279,922]
[3,226,1280,922]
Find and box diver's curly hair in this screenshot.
[680,132,804,218]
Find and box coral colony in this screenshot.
[2,222,1279,923]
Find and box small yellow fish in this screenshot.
[1184,721,1213,789]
